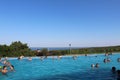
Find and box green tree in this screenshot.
[41,48,48,56]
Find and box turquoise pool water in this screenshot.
[0,53,120,80]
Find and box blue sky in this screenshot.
[0,0,120,47]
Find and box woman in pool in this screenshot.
[1,66,8,75]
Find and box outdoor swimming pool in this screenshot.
[0,53,120,80]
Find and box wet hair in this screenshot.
[95,63,99,68]
[112,67,116,69]
[112,66,116,73]
[117,70,120,74]
[3,66,7,69]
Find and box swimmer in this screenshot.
[105,53,108,56]
[85,54,87,56]
[107,58,111,62]
[72,56,77,60]
[57,56,62,60]
[112,66,116,74]
[9,65,15,71]
[95,63,99,68]
[117,70,120,80]
[117,58,120,62]
[3,60,11,66]
[103,59,107,63]
[28,57,32,61]
[1,66,8,75]
[40,56,44,61]
[91,64,95,68]
[18,55,24,60]
[112,66,116,73]
[4,57,8,60]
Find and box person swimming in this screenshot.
[4,57,8,60]
[112,66,116,74]
[3,60,11,66]
[1,66,8,75]
[18,55,24,60]
[85,54,87,56]
[72,55,77,60]
[28,57,32,61]
[103,59,108,63]
[105,53,108,56]
[9,65,15,71]
[117,58,120,62]
[91,64,95,68]
[57,56,62,60]
[95,63,99,68]
[117,70,120,80]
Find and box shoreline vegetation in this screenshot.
[0,41,120,57]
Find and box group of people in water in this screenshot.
[111,66,120,80]
[1,52,120,80]
[91,63,99,68]
[90,52,120,80]
[0,57,15,75]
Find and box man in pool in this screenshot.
[117,70,120,80]
[9,65,15,71]
[112,66,116,74]
[95,63,99,68]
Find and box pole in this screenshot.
[69,44,71,54]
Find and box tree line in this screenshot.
[0,41,35,57]
[0,41,120,57]
[37,46,120,56]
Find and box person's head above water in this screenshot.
[95,63,99,68]
[112,66,116,72]
[3,66,7,70]
[117,70,120,77]
[9,65,14,70]
[91,64,95,68]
